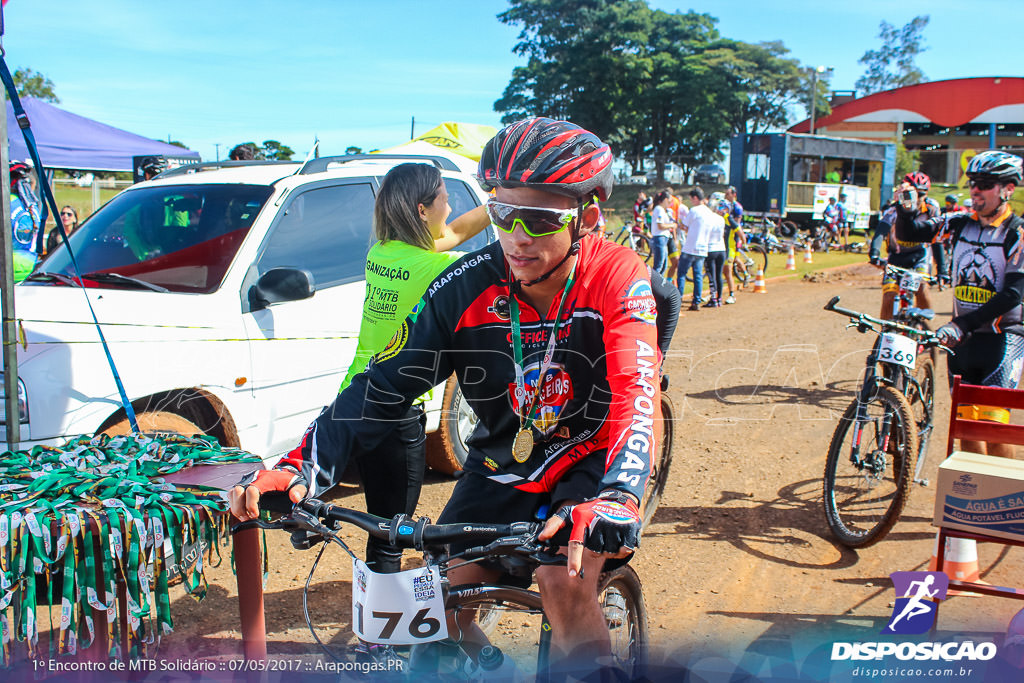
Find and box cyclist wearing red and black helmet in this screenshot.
[879,170,940,318]
[894,151,1024,458]
[230,118,661,672]
[9,161,42,282]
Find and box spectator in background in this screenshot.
[46,205,79,254]
[229,144,257,161]
[703,193,728,308]
[678,187,719,311]
[649,191,675,275]
[836,193,850,250]
[9,161,41,282]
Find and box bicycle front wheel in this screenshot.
[822,385,917,548]
[599,565,649,678]
[745,244,768,274]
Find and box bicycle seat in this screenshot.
[906,307,935,321]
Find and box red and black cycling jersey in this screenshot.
[280,234,661,502]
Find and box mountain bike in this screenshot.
[235,494,649,678]
[821,295,949,548]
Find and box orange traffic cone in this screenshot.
[927,533,985,596]
[752,268,767,293]
[784,245,796,271]
[803,242,813,264]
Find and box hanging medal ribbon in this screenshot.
[508,259,578,463]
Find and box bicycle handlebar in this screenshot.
[233,492,554,560]
[883,262,939,285]
[823,295,945,348]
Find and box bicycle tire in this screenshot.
[598,565,649,678]
[908,357,936,484]
[746,243,768,274]
[822,385,917,548]
[641,394,674,528]
[438,571,649,677]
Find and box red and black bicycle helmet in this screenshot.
[966,150,1023,185]
[478,117,614,201]
[9,161,31,187]
[903,171,931,193]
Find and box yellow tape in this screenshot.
[956,404,1011,424]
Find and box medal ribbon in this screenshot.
[508,258,578,436]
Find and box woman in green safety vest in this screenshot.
[340,162,489,576]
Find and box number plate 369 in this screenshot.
[351,559,448,645]
[878,332,916,369]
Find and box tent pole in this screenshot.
[0,65,22,450]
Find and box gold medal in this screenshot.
[512,429,534,463]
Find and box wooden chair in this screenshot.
[935,375,1024,603]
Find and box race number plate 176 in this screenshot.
[351,559,448,645]
[878,332,916,369]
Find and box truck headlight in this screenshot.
[0,378,29,425]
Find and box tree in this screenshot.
[493,1,809,183]
[13,67,59,103]
[260,140,294,161]
[856,16,929,95]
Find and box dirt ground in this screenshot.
[27,263,1024,676]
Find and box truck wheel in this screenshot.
[426,377,475,475]
[101,410,204,438]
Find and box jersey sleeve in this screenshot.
[277,262,463,495]
[597,255,662,501]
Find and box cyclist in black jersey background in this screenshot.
[894,150,1024,458]
[880,171,939,319]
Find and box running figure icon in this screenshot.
[883,571,949,635]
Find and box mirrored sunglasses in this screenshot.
[486,200,577,238]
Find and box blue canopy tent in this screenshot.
[6,96,200,171]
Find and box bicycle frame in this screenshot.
[826,296,943,485]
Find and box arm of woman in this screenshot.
[433,204,490,252]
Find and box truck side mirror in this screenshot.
[248,267,315,311]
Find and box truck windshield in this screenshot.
[39,184,274,294]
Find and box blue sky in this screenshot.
[1,1,1010,162]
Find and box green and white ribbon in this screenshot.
[0,433,261,667]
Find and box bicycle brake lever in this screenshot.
[230,517,285,534]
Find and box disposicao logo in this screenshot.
[882,571,948,635]
[830,570,998,664]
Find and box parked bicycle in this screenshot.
[821,295,949,548]
[235,494,649,678]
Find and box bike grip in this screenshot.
[824,296,840,311]
[258,491,294,514]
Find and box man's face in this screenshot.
[725,188,735,201]
[970,179,1014,216]
[688,194,701,207]
[495,186,576,283]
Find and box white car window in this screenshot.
[257,182,375,289]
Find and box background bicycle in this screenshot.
[821,296,947,548]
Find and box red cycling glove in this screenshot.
[557,490,642,555]
[236,465,307,496]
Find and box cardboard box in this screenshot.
[933,451,1024,542]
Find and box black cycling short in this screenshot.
[437,453,627,587]
[947,332,1024,389]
